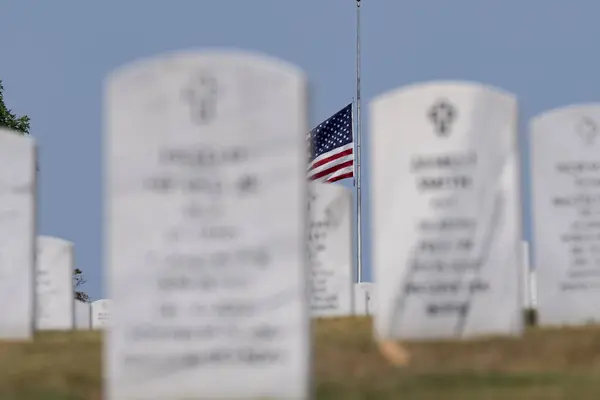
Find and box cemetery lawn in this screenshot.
[316,317,600,400]
[3,319,600,399]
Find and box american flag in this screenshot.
[307,103,354,183]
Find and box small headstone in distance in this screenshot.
[308,182,353,318]
[0,129,36,340]
[35,236,75,331]
[91,299,112,329]
[75,300,91,330]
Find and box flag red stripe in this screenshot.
[310,160,354,181]
[309,148,353,170]
[327,171,354,183]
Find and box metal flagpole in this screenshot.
[355,0,363,283]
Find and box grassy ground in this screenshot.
[3,317,600,399]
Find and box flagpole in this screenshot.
[355,0,363,283]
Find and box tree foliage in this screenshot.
[0,80,30,135]
[73,269,90,302]
[0,79,90,302]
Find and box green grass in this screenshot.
[3,317,600,399]
[0,331,101,399]
[314,317,600,399]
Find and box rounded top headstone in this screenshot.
[370,80,516,110]
[93,298,110,306]
[106,48,306,88]
[105,48,308,152]
[531,103,600,126]
[37,236,74,248]
[308,181,349,197]
[531,103,600,149]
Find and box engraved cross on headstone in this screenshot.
[577,116,598,146]
[181,74,218,125]
[428,99,456,137]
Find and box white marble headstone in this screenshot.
[521,241,532,309]
[530,270,538,308]
[531,104,600,326]
[353,282,376,316]
[0,129,36,340]
[370,81,523,340]
[105,50,310,399]
[75,300,91,330]
[307,182,353,317]
[35,236,75,331]
[91,299,112,329]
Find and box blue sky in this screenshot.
[1,0,600,300]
